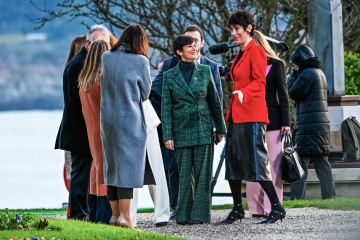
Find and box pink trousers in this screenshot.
[246,130,283,215]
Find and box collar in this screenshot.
[80,46,88,56]
[196,55,202,64]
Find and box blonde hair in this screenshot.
[78,40,109,92]
[253,30,281,61]
[110,34,118,47]
[65,35,86,68]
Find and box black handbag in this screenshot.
[280,133,305,183]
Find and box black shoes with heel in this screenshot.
[217,204,245,225]
[258,202,286,224]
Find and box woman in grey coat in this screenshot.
[100,24,155,229]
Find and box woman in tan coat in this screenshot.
[78,40,112,223]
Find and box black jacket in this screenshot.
[288,46,330,156]
[55,46,91,156]
[265,58,290,131]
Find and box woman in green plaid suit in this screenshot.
[161,35,226,224]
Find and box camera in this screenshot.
[209,43,239,81]
[208,35,288,81]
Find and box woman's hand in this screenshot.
[281,126,291,134]
[232,90,243,103]
[164,140,174,150]
[217,133,225,143]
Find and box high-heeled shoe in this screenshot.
[117,216,134,229]
[217,204,245,225]
[258,203,286,224]
[109,216,119,226]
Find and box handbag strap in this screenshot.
[282,132,293,149]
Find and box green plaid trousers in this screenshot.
[175,144,214,223]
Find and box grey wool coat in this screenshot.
[100,47,155,188]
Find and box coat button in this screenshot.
[184,105,187,109]
[195,104,198,107]
[199,91,202,94]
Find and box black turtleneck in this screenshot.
[179,60,194,85]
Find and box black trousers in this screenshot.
[290,155,336,200]
[69,152,92,220]
[161,146,179,210]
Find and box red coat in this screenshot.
[226,39,269,124]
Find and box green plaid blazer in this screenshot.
[161,63,226,148]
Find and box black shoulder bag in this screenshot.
[280,132,305,183]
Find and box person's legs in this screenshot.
[168,149,179,212]
[190,144,213,223]
[175,148,193,223]
[258,181,286,224]
[130,188,139,227]
[217,179,245,224]
[95,196,112,224]
[88,194,97,222]
[160,146,170,189]
[109,199,120,218]
[313,155,336,199]
[88,163,97,222]
[147,130,170,224]
[259,181,280,205]
[290,156,310,200]
[108,186,133,228]
[119,199,133,228]
[264,130,283,214]
[69,152,92,220]
[246,182,265,215]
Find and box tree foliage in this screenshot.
[31,0,359,66]
[31,0,360,111]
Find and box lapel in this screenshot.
[188,63,202,91]
[172,64,196,99]
[230,39,256,80]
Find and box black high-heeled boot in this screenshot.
[217,204,245,225]
[258,202,286,224]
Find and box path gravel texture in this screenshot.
[50,208,360,239]
[135,208,360,240]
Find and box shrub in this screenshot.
[0,208,52,231]
[344,51,360,95]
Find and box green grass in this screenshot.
[0,218,185,240]
[282,198,360,210]
[6,198,360,216]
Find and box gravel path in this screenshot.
[49,208,360,240]
[136,208,360,240]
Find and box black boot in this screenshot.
[217,204,245,225]
[258,203,286,224]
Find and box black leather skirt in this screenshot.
[225,122,272,181]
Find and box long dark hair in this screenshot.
[110,24,148,57]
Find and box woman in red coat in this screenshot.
[218,10,286,225]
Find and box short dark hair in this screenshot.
[228,10,256,36]
[184,25,204,42]
[173,35,194,59]
[111,24,148,57]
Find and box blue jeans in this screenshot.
[290,155,336,200]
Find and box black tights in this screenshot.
[229,180,280,206]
